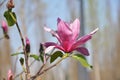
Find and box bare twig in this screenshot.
[13,56,18,74]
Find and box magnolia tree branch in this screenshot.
[31,56,66,79]
[14,49,53,79]
[15,22,30,79]
[14,60,36,79]
[30,48,55,79]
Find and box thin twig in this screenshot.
[30,48,55,79]
[15,22,30,79]
[31,57,65,79]
[15,22,25,47]
[14,59,36,79]
[39,58,63,75]
[13,56,18,75]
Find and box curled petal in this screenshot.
[75,47,89,56]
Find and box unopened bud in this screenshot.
[7,69,14,80]
[25,37,30,53]
[2,21,9,39]
[2,21,8,33]
[6,0,15,10]
[39,43,44,53]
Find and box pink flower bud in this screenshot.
[25,37,30,53]
[7,0,14,9]
[26,37,30,45]
[7,69,14,80]
[2,21,8,33]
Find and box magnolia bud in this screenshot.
[7,69,14,80]
[39,43,44,53]
[25,37,30,53]
[2,21,8,33]
[6,0,15,10]
[2,21,9,39]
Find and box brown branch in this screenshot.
[30,48,55,79]
[14,60,36,79]
[15,22,30,79]
[31,57,64,79]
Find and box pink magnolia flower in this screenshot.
[44,18,98,56]
[7,69,14,80]
[2,21,8,34]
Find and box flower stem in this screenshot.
[15,22,25,47]
[31,54,68,79]
[15,22,30,80]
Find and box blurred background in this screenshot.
[0,0,120,80]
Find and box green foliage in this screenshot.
[19,57,24,66]
[72,54,92,68]
[11,52,24,56]
[4,10,17,26]
[50,51,63,63]
[30,54,40,61]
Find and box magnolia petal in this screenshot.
[90,28,99,35]
[44,27,62,43]
[44,42,65,52]
[7,69,13,80]
[26,37,30,45]
[44,42,57,47]
[57,18,72,41]
[75,47,89,56]
[73,34,92,49]
[73,28,98,48]
[2,21,8,33]
[70,19,80,40]
[57,18,61,24]
[45,46,55,53]
[44,26,52,32]
[57,18,70,26]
